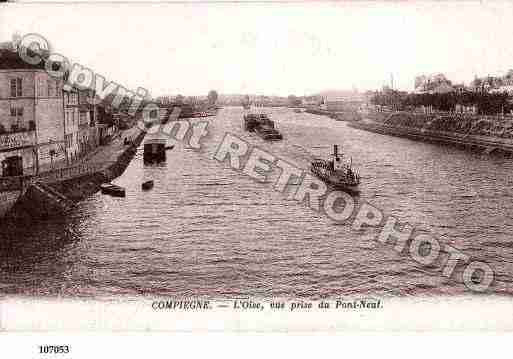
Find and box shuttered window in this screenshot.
[10,78,22,97]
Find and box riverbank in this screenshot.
[349,119,513,154]
[51,127,145,201]
[305,108,361,121]
[4,127,145,219]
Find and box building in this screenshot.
[470,71,513,93]
[302,96,322,107]
[414,73,454,94]
[63,88,80,162]
[0,48,66,176]
[320,90,367,111]
[489,76,513,94]
[77,89,99,156]
[0,46,102,177]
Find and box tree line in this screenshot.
[371,90,513,115]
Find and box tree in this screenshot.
[175,94,184,104]
[287,95,302,107]
[208,90,218,105]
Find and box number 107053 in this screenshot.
[38,346,70,354]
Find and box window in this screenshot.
[9,107,24,131]
[65,134,73,148]
[38,78,46,97]
[80,111,87,125]
[48,79,53,97]
[10,78,22,97]
[65,92,78,104]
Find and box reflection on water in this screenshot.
[1,107,513,298]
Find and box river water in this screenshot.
[1,107,513,298]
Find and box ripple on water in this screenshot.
[1,107,513,297]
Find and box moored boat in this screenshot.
[311,145,360,193]
[100,183,126,197]
[142,180,154,191]
[144,139,167,163]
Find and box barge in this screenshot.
[143,139,167,163]
[243,113,283,141]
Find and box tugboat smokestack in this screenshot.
[334,144,338,157]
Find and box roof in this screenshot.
[0,48,48,70]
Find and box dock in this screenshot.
[2,127,145,219]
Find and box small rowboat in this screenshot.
[142,180,154,191]
[100,183,126,197]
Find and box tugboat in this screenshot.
[243,113,283,141]
[311,145,360,193]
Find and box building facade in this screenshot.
[0,66,66,176]
[0,48,102,178]
[63,88,80,162]
[414,73,454,94]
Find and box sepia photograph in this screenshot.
[0,0,513,338]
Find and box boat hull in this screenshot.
[256,131,283,141]
[311,169,360,193]
[142,181,154,191]
[100,184,126,197]
[144,140,167,163]
[244,113,283,141]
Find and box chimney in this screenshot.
[333,144,338,157]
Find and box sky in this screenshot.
[1,1,513,97]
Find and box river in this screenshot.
[1,107,512,298]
